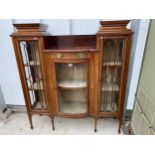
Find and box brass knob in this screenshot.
[55,53,63,58]
[77,53,86,58]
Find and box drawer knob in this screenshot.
[56,53,63,58]
[77,53,86,58]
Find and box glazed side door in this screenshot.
[98,36,129,117]
[13,37,50,114]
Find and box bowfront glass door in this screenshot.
[55,62,88,114]
[100,38,125,113]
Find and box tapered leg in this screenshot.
[118,118,122,134]
[51,116,55,131]
[128,128,131,135]
[27,113,33,129]
[94,117,98,132]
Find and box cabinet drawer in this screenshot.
[52,52,90,60]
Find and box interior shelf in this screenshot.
[32,101,47,110]
[101,84,119,91]
[25,60,40,66]
[59,102,87,114]
[100,102,118,112]
[102,62,121,67]
[28,81,44,90]
[57,81,87,89]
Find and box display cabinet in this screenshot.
[11,20,132,133]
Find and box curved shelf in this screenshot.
[59,102,87,114]
[57,81,87,89]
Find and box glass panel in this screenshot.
[100,39,125,112]
[19,41,47,110]
[55,63,88,114]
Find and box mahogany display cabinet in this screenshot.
[11,20,133,133]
